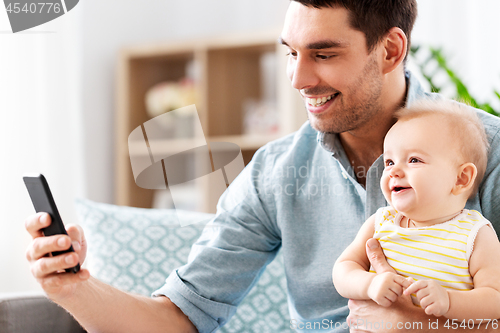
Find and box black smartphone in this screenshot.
[23,174,80,274]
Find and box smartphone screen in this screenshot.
[24,174,80,273]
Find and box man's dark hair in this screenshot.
[291,0,418,57]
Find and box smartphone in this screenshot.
[23,174,80,274]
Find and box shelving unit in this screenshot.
[115,31,306,213]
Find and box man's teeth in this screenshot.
[307,94,335,107]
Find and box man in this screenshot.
[25,1,500,332]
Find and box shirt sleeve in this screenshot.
[152,146,281,333]
[479,115,500,232]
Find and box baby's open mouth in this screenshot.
[392,186,411,193]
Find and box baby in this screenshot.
[333,99,500,320]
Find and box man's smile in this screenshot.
[306,92,339,107]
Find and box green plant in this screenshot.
[410,45,500,117]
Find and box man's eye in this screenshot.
[286,51,297,57]
[316,54,335,60]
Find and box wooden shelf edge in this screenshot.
[208,134,281,150]
[119,30,283,59]
[127,134,281,155]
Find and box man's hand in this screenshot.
[25,212,90,300]
[25,212,197,333]
[365,238,395,274]
[365,238,413,306]
[347,238,417,332]
[347,297,416,333]
[404,279,450,317]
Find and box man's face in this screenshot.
[280,2,385,134]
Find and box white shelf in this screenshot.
[115,32,306,211]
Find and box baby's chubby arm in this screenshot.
[405,225,500,320]
[448,225,500,320]
[333,215,411,307]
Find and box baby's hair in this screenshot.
[395,99,489,197]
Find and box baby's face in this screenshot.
[380,114,462,223]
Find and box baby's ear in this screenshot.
[452,163,477,196]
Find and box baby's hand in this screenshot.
[367,272,410,307]
[404,279,450,316]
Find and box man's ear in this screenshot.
[381,27,407,75]
[452,163,478,196]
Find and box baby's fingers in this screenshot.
[392,275,413,293]
[403,279,427,296]
[399,277,414,290]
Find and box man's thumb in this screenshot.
[366,238,395,274]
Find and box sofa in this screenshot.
[0,199,289,333]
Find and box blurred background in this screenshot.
[0,0,499,293]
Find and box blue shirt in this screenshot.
[153,72,500,332]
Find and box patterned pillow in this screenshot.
[74,199,290,332]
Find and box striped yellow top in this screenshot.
[373,207,492,306]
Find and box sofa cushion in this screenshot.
[75,199,289,332]
[0,292,86,333]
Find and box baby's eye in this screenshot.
[409,157,421,163]
[385,160,394,167]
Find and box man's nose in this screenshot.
[288,55,319,91]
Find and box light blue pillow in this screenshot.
[75,199,290,332]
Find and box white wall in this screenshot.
[0,7,84,293]
[0,0,499,293]
[410,0,500,109]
